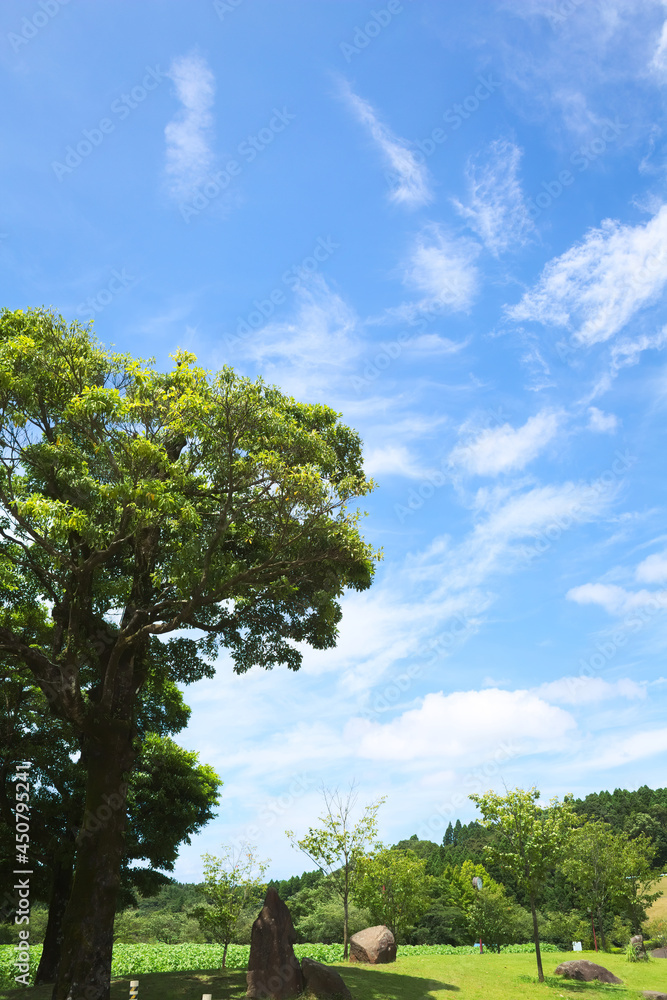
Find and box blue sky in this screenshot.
[3,0,667,881]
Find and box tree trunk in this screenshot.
[52,721,134,1000]
[529,891,543,983]
[343,894,349,959]
[598,905,606,950]
[222,941,228,969]
[35,856,74,984]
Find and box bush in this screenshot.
[644,917,667,948]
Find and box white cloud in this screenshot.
[349,688,575,762]
[409,333,470,354]
[587,407,618,433]
[593,726,667,769]
[567,581,667,615]
[507,205,667,344]
[233,275,360,399]
[453,139,536,254]
[650,16,667,79]
[636,550,667,583]
[450,410,560,476]
[363,444,428,480]
[164,52,216,201]
[404,225,480,313]
[534,676,646,704]
[342,85,432,207]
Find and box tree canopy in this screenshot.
[0,307,378,1000]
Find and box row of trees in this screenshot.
[186,785,661,983]
[0,308,378,1000]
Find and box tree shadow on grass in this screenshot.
[110,970,249,1000]
[519,974,630,994]
[340,966,460,999]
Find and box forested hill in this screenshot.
[394,784,667,879]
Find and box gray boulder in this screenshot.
[349,925,396,964]
[301,957,352,999]
[651,947,667,958]
[555,960,622,984]
[642,993,667,999]
[246,887,304,999]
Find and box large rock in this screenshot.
[554,960,622,984]
[348,925,396,964]
[246,887,304,999]
[651,947,667,958]
[301,957,352,999]
[642,993,667,999]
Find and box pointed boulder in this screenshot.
[246,887,304,999]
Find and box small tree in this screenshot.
[470,786,575,982]
[191,845,268,967]
[286,786,385,957]
[353,847,431,941]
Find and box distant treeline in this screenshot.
[97,783,666,948]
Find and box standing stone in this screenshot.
[246,887,304,999]
[348,925,396,964]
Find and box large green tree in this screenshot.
[470,787,576,981]
[286,787,385,957]
[353,846,431,941]
[0,308,377,1000]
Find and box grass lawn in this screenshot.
[1,951,665,1000]
[648,875,667,922]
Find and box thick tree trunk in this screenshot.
[529,892,543,983]
[35,857,74,984]
[52,722,134,1000]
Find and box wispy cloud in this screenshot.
[341,83,432,208]
[567,581,667,615]
[164,52,216,201]
[587,406,618,433]
[404,224,481,313]
[534,676,646,704]
[507,205,667,344]
[453,139,536,254]
[449,410,560,476]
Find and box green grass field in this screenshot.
[648,875,667,922]
[1,951,665,1000]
